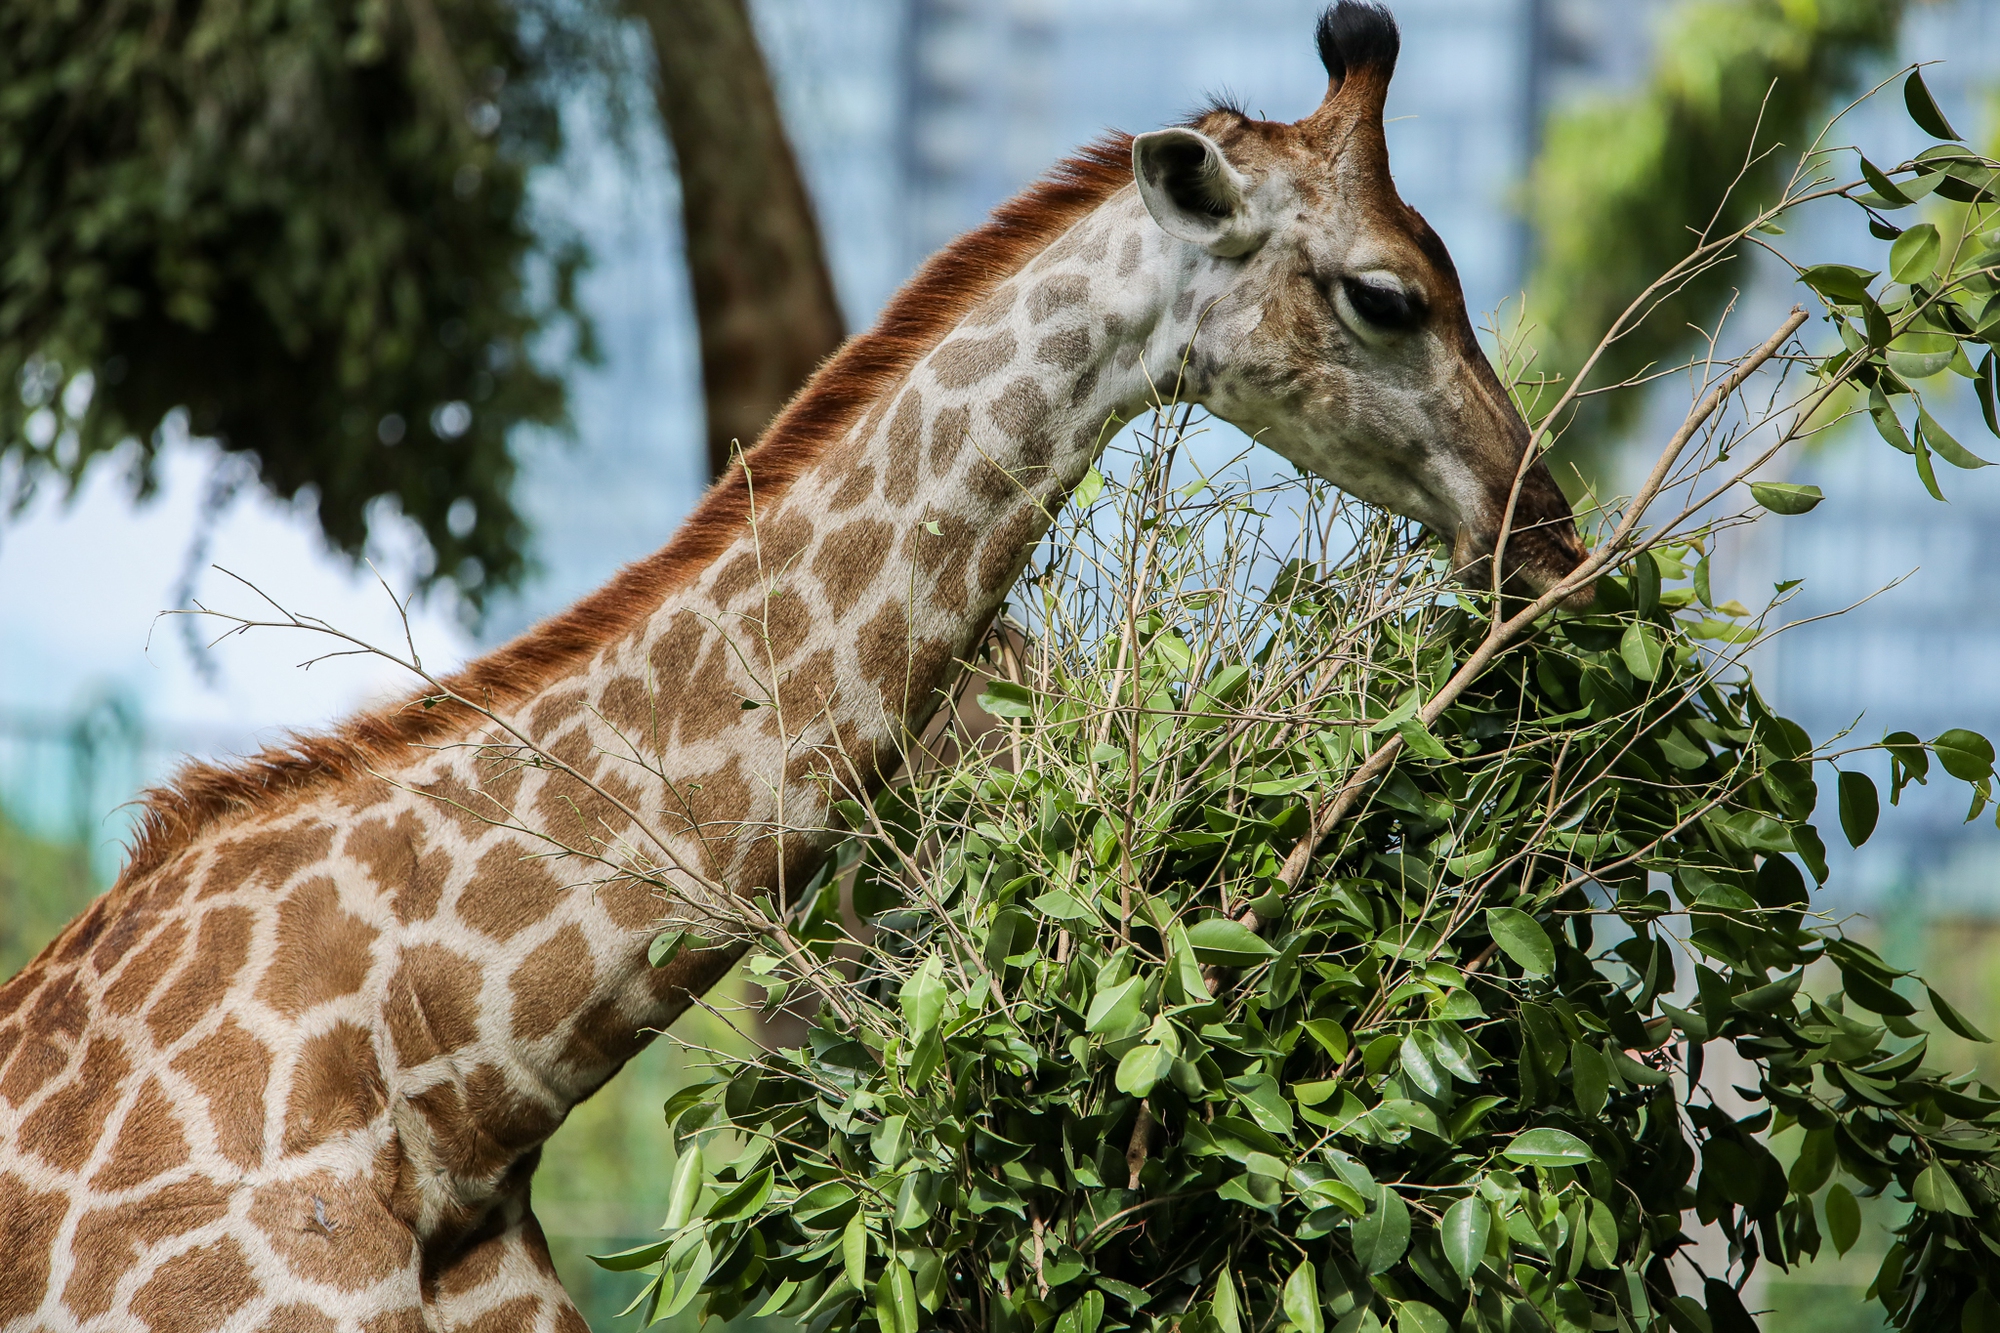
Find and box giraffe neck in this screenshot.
[470,184,1218,1074]
[364,184,1227,1236]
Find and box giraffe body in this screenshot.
[0,7,1587,1325]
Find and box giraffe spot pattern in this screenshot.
[0,1170,65,1321]
[281,1020,385,1157]
[249,1171,416,1291]
[171,1016,272,1167]
[19,1033,130,1170]
[100,917,187,1016]
[1,968,89,1102]
[146,906,252,1047]
[827,461,878,511]
[911,515,979,616]
[1027,274,1090,323]
[259,1305,341,1333]
[775,648,837,731]
[255,875,381,1018]
[89,1076,189,1190]
[509,924,595,1044]
[991,376,1055,472]
[1117,232,1143,277]
[62,1178,233,1320]
[598,673,659,747]
[384,944,484,1068]
[344,811,454,926]
[884,389,924,506]
[979,503,1049,596]
[459,845,566,943]
[199,822,336,900]
[533,767,641,858]
[128,1234,258,1332]
[811,517,895,618]
[413,773,498,841]
[929,332,1017,390]
[927,403,971,479]
[1037,327,1092,372]
[667,758,752,870]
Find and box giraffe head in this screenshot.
[1130,1,1588,599]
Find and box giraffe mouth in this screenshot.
[1450,515,1594,608]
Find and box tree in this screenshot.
[629,0,847,481]
[0,0,843,607]
[1523,0,1906,483]
[590,81,2000,1333]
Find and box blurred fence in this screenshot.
[0,691,242,885]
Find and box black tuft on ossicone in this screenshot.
[1314,2,1401,87]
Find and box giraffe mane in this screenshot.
[118,134,1140,885]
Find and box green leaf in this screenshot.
[1619,623,1663,681]
[1283,1261,1324,1333]
[900,954,947,1037]
[1748,481,1823,515]
[1933,728,1996,782]
[1304,1019,1350,1060]
[1585,1198,1619,1269]
[977,679,1037,719]
[1116,1043,1173,1097]
[1913,1161,1974,1216]
[1029,889,1099,923]
[1186,916,1279,966]
[1798,264,1876,304]
[1571,1040,1608,1117]
[648,929,689,969]
[1928,985,1991,1043]
[664,1145,705,1229]
[1399,1033,1448,1099]
[1353,1186,1411,1274]
[1484,907,1555,977]
[1396,1304,1449,1333]
[1889,222,1942,284]
[1074,466,1105,508]
[1859,156,1913,207]
[1502,1128,1594,1168]
[1213,1268,1242,1333]
[1790,1128,1836,1195]
[1693,552,1714,606]
[592,1237,673,1271]
[1826,1184,1861,1255]
[1085,975,1146,1034]
[1838,770,1879,847]
[1920,408,1992,469]
[1891,331,1958,383]
[1396,716,1451,760]
[1906,67,1961,141]
[1442,1196,1491,1284]
[842,1211,870,1291]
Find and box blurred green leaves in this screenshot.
[1524,0,1906,480]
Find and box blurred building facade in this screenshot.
[506,0,2000,912]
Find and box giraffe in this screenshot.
[0,5,1588,1328]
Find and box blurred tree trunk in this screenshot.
[627,0,846,480]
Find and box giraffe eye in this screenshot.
[1341,275,1422,330]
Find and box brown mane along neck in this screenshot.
[121,135,1139,885]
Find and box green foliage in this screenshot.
[0,805,96,979]
[590,84,2000,1333]
[605,434,2000,1333]
[0,0,621,606]
[1524,0,1904,478]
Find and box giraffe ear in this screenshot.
[1131,129,1265,258]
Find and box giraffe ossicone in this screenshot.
[0,5,1585,1327]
